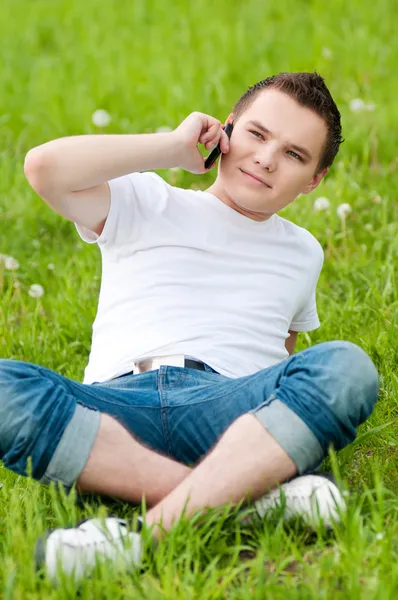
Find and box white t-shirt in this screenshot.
[76,172,323,384]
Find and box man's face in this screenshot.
[209,89,329,221]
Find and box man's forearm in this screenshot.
[24,132,181,194]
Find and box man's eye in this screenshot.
[287,150,302,161]
[249,130,264,139]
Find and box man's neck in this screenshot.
[205,183,272,222]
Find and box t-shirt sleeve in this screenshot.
[289,243,324,332]
[290,287,320,332]
[75,171,164,248]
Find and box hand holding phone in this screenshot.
[172,112,233,174]
[204,120,234,170]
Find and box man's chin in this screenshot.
[229,196,273,220]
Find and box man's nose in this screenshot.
[254,143,277,172]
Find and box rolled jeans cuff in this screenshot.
[39,403,101,489]
[251,397,324,474]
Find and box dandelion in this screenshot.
[28,284,44,298]
[92,109,111,128]
[156,125,173,133]
[375,532,384,541]
[349,98,376,113]
[372,195,382,204]
[349,98,366,112]
[322,47,333,59]
[337,203,352,219]
[5,256,19,270]
[313,197,330,212]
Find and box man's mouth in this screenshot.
[239,169,272,188]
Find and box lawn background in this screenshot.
[0,0,397,597]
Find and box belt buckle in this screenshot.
[134,354,185,373]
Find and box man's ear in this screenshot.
[226,112,235,125]
[302,167,328,195]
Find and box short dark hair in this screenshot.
[233,72,343,172]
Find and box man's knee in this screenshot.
[315,340,379,425]
[0,359,65,478]
[0,358,27,417]
[0,360,26,465]
[0,359,36,455]
[273,341,379,459]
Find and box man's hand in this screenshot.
[173,112,231,174]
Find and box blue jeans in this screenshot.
[0,341,378,490]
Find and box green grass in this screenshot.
[0,0,397,597]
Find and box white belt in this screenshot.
[133,354,186,374]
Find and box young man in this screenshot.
[2,72,378,583]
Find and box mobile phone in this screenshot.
[204,121,234,170]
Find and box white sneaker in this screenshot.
[35,517,142,585]
[253,474,346,528]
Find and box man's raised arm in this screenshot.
[23,113,230,236]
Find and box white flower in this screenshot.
[322,47,333,59]
[5,255,19,270]
[156,125,173,133]
[375,532,384,541]
[28,284,44,298]
[364,223,373,230]
[349,98,376,113]
[349,98,366,112]
[47,263,55,270]
[92,109,111,127]
[373,195,382,204]
[313,197,330,211]
[337,203,352,219]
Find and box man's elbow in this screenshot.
[24,148,54,197]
